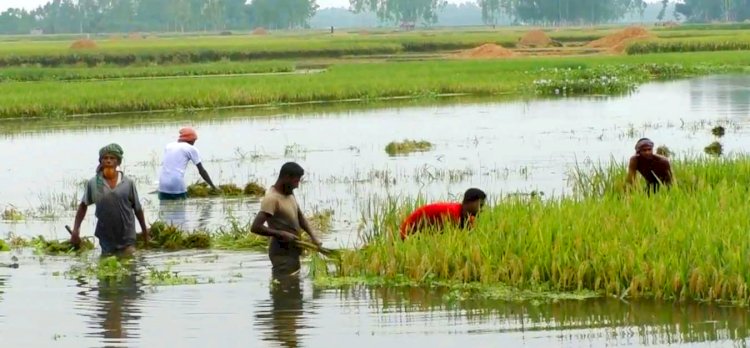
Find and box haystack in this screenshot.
[519,29,553,48]
[252,27,269,35]
[455,43,514,59]
[587,26,652,52]
[70,39,98,50]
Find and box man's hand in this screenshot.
[276,231,299,242]
[141,228,150,245]
[70,228,81,246]
[310,235,322,247]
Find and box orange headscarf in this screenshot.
[178,127,198,142]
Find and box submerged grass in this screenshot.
[1,51,748,119]
[313,156,750,305]
[385,140,433,156]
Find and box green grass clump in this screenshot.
[712,126,726,138]
[704,142,723,157]
[140,221,211,250]
[385,140,433,156]
[314,156,750,305]
[187,182,265,198]
[243,182,266,196]
[0,240,9,252]
[1,207,24,221]
[65,256,133,283]
[31,235,95,255]
[656,145,673,158]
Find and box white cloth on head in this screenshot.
[158,142,202,194]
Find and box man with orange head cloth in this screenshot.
[158,127,217,200]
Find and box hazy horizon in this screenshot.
[2,0,662,12]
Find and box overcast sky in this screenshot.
[1,0,661,12]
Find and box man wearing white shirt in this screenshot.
[158,127,217,200]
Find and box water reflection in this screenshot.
[341,286,750,345]
[76,260,144,345]
[158,199,214,231]
[255,275,306,348]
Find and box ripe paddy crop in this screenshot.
[312,156,750,305]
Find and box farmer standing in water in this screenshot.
[70,143,149,256]
[251,162,322,277]
[158,127,217,200]
[627,138,673,193]
[400,188,487,240]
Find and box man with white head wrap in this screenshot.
[627,138,673,193]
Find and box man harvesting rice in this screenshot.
[400,188,487,240]
[627,138,673,193]
[158,127,217,200]
[251,162,322,276]
[70,144,149,256]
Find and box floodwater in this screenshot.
[1,74,750,347]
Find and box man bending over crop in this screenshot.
[251,162,322,276]
[400,188,486,240]
[627,138,673,193]
[158,127,217,200]
[71,144,149,256]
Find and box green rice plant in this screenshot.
[139,221,211,250]
[0,61,296,82]
[627,35,750,55]
[0,51,747,119]
[187,182,264,198]
[385,140,433,156]
[314,156,750,304]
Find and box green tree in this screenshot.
[478,0,502,26]
[349,0,448,26]
[249,0,318,29]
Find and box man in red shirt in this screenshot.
[400,188,487,239]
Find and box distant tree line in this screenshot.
[0,0,318,34]
[1,0,748,35]
[349,0,750,26]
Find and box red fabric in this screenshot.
[400,203,462,239]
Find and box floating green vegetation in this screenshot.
[65,256,132,284]
[311,273,599,303]
[312,156,750,305]
[533,66,640,96]
[0,240,9,252]
[704,141,723,156]
[385,140,433,156]
[31,235,95,255]
[656,145,673,157]
[212,221,268,251]
[1,207,24,221]
[186,182,265,198]
[712,126,726,138]
[146,266,199,286]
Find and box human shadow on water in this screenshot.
[255,274,308,348]
[75,257,145,346]
[158,199,188,230]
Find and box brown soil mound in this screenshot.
[252,27,269,35]
[587,26,652,50]
[519,29,552,48]
[70,39,98,50]
[455,43,514,59]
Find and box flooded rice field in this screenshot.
[1,74,750,347]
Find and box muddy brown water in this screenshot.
[1,75,750,347]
